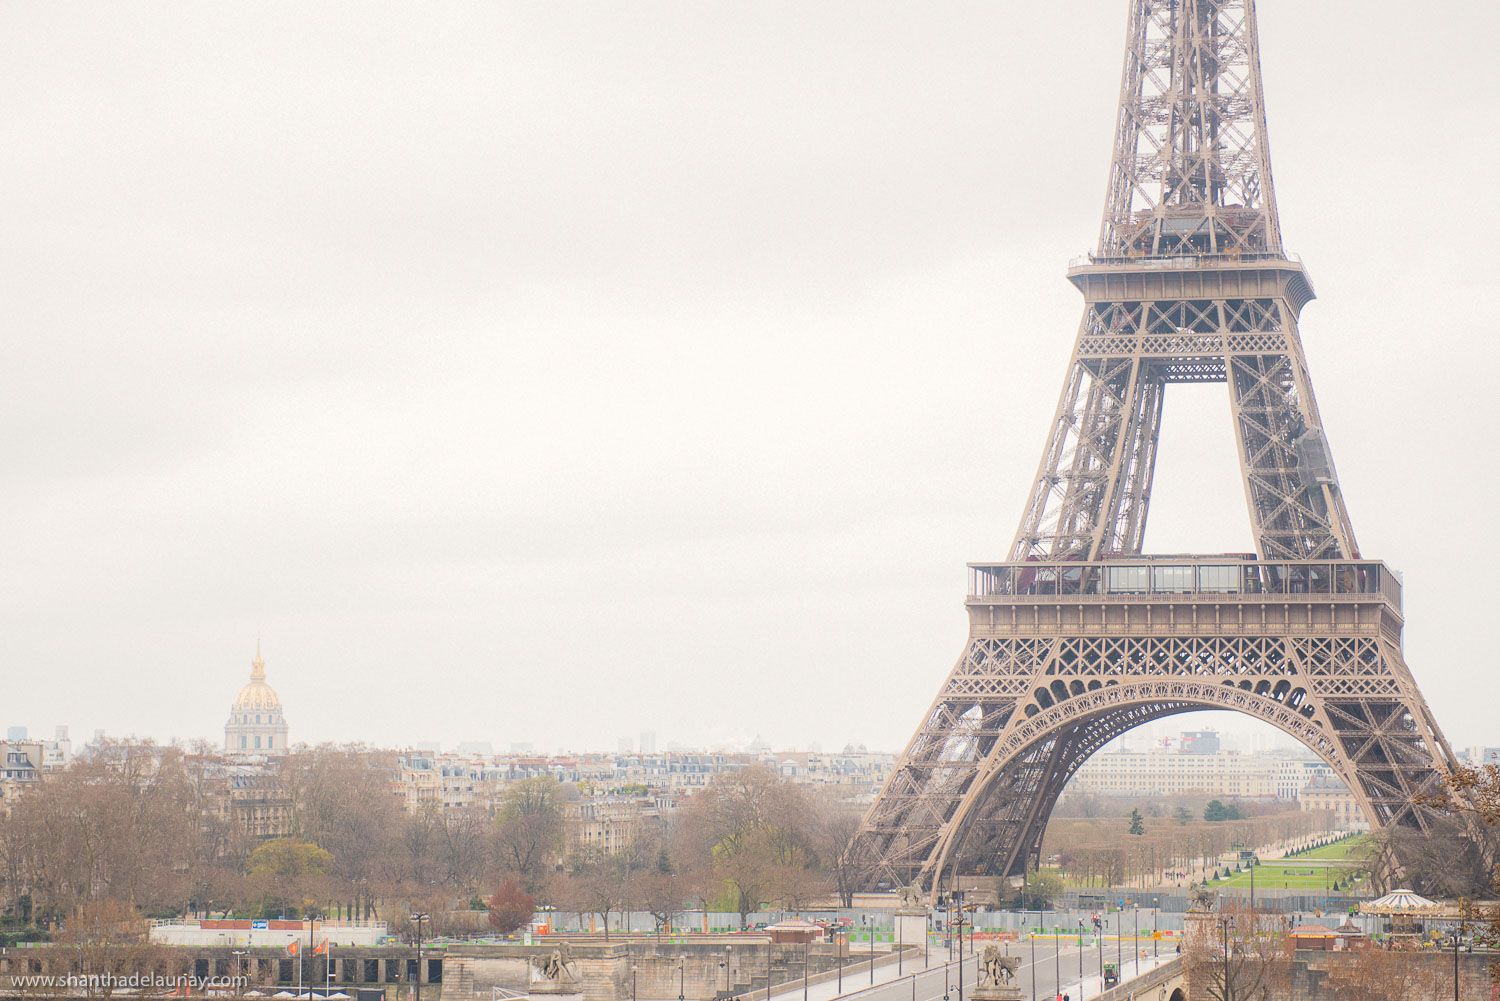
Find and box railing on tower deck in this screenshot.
[968,557,1402,609]
[1067,250,1305,269]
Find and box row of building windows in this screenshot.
[237,735,274,749]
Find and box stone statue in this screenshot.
[1190,886,1218,913]
[896,884,924,909]
[978,945,1019,987]
[531,943,579,983]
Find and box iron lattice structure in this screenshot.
[858,0,1457,894]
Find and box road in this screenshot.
[766,939,1173,1001]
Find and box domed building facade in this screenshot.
[225,645,289,756]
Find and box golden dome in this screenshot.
[232,647,283,713]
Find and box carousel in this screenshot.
[1358,889,1442,942]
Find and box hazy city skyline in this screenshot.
[6,2,1499,754]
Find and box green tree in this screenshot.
[246,839,333,877]
[1204,800,1242,823]
[1021,869,1064,910]
[1173,806,1194,826]
[1128,809,1146,836]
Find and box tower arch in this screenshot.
[927,683,1360,888]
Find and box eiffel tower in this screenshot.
[859,0,1458,894]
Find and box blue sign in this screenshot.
[251,920,269,930]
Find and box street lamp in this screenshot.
[1152,899,1159,960]
[898,911,904,977]
[865,914,875,984]
[1115,911,1122,985]
[1449,906,1470,1001]
[1096,914,1103,999]
[1051,913,1059,1001]
[951,892,965,1001]
[678,959,686,1001]
[837,927,844,992]
[722,947,732,993]
[1028,909,1037,1001]
[232,949,247,984]
[1219,915,1235,1001]
[1076,919,1084,1001]
[631,965,638,1001]
[1132,904,1139,976]
[1249,855,1257,915]
[410,913,429,1001]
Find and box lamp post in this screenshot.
[1132,904,1139,976]
[1028,908,1036,1001]
[802,945,809,1001]
[410,913,429,1001]
[1095,914,1103,1000]
[949,890,964,1001]
[1051,913,1059,1001]
[1076,919,1084,1001]
[408,912,426,1001]
[233,949,247,985]
[1115,911,1122,984]
[838,930,844,993]
[632,965,638,1001]
[1450,903,1468,1001]
[1219,915,1235,1001]
[1152,898,1159,960]
[864,914,875,985]
[722,947,732,993]
[678,959,685,1001]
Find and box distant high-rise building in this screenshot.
[617,736,634,754]
[638,731,657,754]
[1463,746,1500,767]
[1180,731,1221,755]
[224,644,289,757]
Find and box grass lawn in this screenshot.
[1210,866,1362,890]
[1292,835,1370,862]
[1209,836,1372,891]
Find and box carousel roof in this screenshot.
[1361,889,1440,915]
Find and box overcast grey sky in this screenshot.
[4,2,1498,755]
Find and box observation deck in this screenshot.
[970,556,1400,606]
[1064,251,1317,315]
[965,556,1405,641]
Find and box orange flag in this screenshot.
[313,941,328,956]
[287,941,300,956]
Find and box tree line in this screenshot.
[0,743,866,937]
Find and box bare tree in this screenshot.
[1181,905,1293,1001]
[54,899,175,1000]
[492,777,565,893]
[808,794,866,908]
